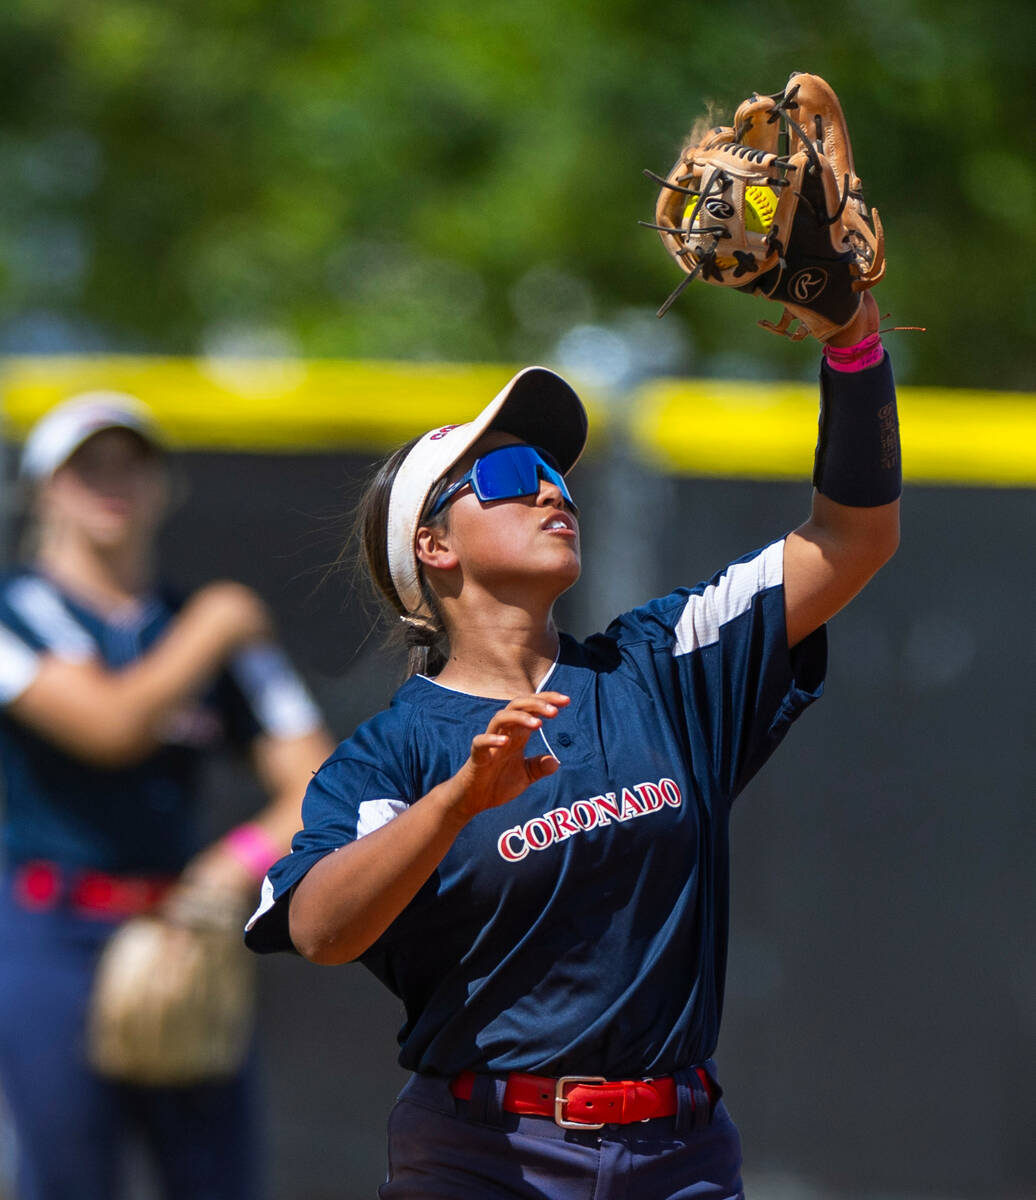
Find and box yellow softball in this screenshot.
[744,184,776,232]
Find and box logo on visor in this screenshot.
[429,425,461,441]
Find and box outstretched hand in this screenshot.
[451,692,569,823]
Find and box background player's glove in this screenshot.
[86,882,256,1086]
[646,72,885,342]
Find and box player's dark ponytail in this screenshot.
[398,610,448,679]
[353,438,451,679]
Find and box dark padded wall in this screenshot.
[7,446,1032,1198]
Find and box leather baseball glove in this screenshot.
[645,72,885,342]
[85,883,256,1086]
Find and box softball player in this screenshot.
[247,293,900,1198]
[0,393,334,1200]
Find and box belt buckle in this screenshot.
[554,1075,607,1129]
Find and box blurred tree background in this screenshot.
[0,0,1032,389]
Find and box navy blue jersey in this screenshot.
[0,568,322,874]
[246,538,826,1078]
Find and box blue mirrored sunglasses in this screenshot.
[426,444,577,519]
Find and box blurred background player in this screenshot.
[0,392,334,1200]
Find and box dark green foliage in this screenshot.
[0,0,1032,387]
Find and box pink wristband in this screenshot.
[823,331,884,373]
[223,824,281,880]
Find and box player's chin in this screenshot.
[521,553,581,599]
[549,553,582,592]
[513,540,581,594]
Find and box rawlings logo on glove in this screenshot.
[644,72,885,342]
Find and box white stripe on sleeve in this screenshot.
[0,625,42,704]
[5,578,97,662]
[229,643,323,738]
[673,539,785,656]
[356,798,408,839]
[244,874,276,932]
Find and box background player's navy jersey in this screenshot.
[247,539,826,1078]
[0,568,322,874]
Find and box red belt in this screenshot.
[12,861,175,920]
[451,1068,715,1129]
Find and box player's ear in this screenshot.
[415,525,458,572]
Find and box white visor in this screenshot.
[20,392,164,481]
[386,366,587,617]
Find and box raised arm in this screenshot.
[6,582,272,767]
[783,293,901,647]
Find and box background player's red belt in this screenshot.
[12,861,174,919]
[451,1068,715,1128]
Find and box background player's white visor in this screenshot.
[20,391,165,482]
[387,365,588,617]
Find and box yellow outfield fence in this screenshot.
[631,378,1036,488]
[1,355,1034,488]
[0,355,611,454]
